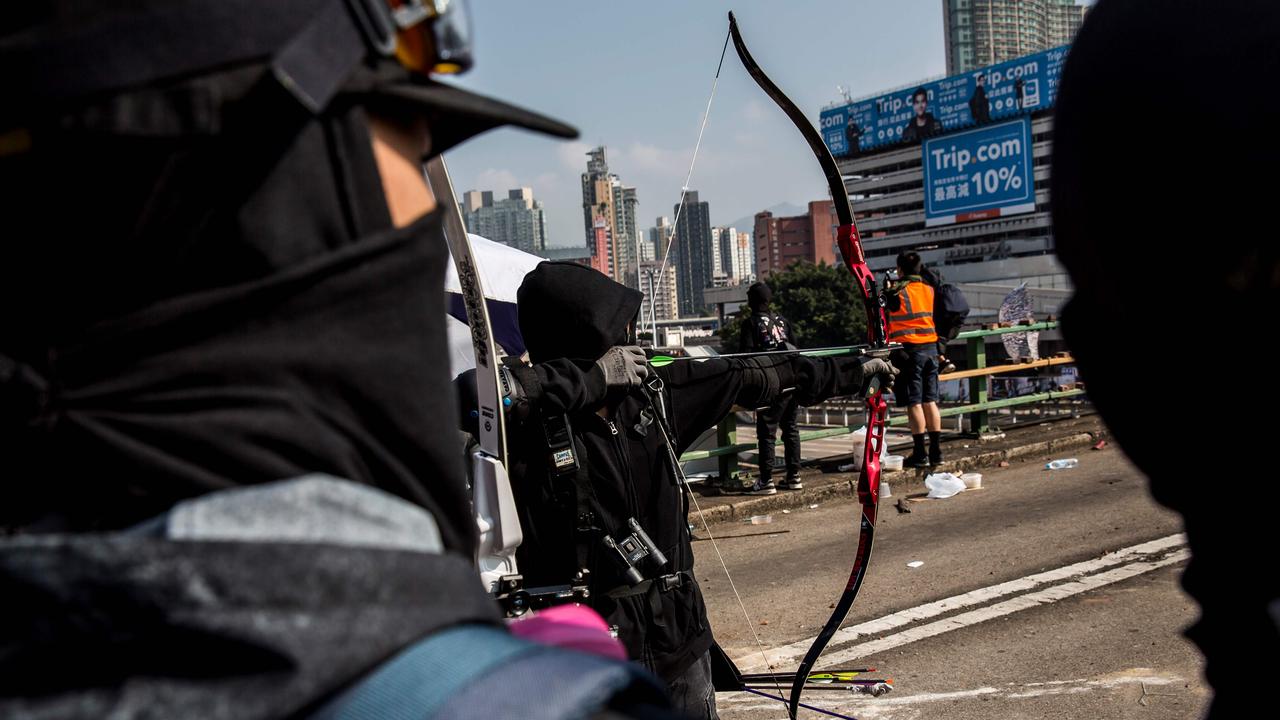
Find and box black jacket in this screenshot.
[901,113,942,143]
[468,262,873,681]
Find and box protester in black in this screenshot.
[0,4,678,719]
[920,265,960,373]
[738,282,803,493]
[1051,1,1278,715]
[462,262,894,719]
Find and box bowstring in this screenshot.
[646,382,785,706]
[641,21,821,714]
[642,27,731,334]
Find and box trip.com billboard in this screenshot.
[820,45,1068,157]
[923,118,1035,227]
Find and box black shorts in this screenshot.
[893,343,939,407]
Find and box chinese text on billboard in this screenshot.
[922,118,1035,227]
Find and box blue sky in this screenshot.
[442,1,978,247]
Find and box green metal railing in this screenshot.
[677,322,1083,481]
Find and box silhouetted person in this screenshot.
[1052,1,1278,715]
[739,282,802,493]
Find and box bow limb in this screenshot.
[727,12,889,719]
[424,157,524,595]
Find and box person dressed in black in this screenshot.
[920,264,960,373]
[901,86,943,143]
[1051,1,1278,715]
[0,3,683,720]
[739,281,803,493]
[968,73,991,124]
[462,262,895,718]
[844,116,863,157]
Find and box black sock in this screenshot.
[928,431,941,451]
[912,433,926,456]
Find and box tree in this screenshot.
[718,261,867,351]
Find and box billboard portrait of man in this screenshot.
[901,86,942,143]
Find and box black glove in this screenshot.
[595,346,650,392]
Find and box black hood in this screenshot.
[517,262,643,363]
[747,282,772,311]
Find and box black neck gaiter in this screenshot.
[3,210,472,552]
[1,93,473,553]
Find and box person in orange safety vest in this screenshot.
[884,251,943,468]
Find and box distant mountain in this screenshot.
[723,202,807,233]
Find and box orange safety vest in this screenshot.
[887,279,938,344]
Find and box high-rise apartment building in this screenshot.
[460,188,548,254]
[650,217,673,263]
[589,215,611,278]
[614,185,640,286]
[943,0,1086,74]
[710,227,725,279]
[711,226,755,285]
[580,147,640,287]
[672,191,713,318]
[638,260,679,326]
[730,230,756,284]
[638,236,656,264]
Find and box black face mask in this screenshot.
[1,100,477,553]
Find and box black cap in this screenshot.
[365,69,578,157]
[0,0,578,153]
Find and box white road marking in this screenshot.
[736,533,1187,672]
[816,548,1189,668]
[721,672,1185,718]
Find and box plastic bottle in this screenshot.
[1045,458,1079,470]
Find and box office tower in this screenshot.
[672,191,713,317]
[650,216,673,263]
[753,201,838,277]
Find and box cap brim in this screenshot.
[372,73,578,157]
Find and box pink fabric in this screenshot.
[507,604,628,661]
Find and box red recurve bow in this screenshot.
[726,12,891,719]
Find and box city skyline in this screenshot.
[443,1,1090,255]
[442,0,952,250]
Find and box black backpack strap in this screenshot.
[539,411,608,583]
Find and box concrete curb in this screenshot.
[692,429,1103,526]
